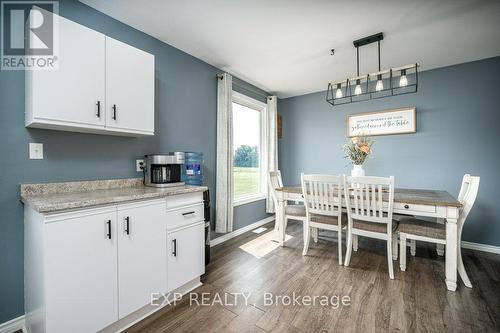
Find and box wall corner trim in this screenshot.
[210,216,275,247]
[461,241,500,254]
[0,315,26,333]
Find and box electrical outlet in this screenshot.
[29,143,43,159]
[136,159,145,172]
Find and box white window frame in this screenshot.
[232,91,268,206]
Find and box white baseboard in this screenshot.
[461,241,500,254]
[0,315,26,333]
[210,216,275,247]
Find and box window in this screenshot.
[232,91,267,205]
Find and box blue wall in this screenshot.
[0,0,269,323]
[279,56,500,247]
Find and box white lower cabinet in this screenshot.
[117,201,167,319]
[44,208,118,333]
[167,222,205,292]
[24,193,205,333]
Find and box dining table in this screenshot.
[275,185,463,291]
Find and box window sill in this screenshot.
[233,194,267,207]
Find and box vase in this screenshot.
[351,164,365,177]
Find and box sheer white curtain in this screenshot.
[215,73,234,233]
[266,96,279,213]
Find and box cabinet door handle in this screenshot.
[182,211,195,217]
[125,216,130,235]
[404,204,410,209]
[112,104,117,120]
[96,101,101,118]
[106,220,112,239]
[172,239,177,257]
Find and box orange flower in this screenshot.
[359,144,370,154]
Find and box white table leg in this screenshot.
[400,233,407,271]
[274,208,280,232]
[312,227,318,243]
[279,199,286,246]
[436,218,445,256]
[392,233,398,260]
[445,218,458,291]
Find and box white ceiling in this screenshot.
[80,0,500,98]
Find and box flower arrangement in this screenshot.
[343,136,374,165]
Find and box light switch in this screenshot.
[29,143,43,159]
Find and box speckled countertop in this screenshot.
[20,178,208,213]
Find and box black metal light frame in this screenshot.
[326,33,418,106]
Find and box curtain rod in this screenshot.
[217,74,270,99]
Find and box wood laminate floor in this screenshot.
[126,220,500,333]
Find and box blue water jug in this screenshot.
[183,152,203,186]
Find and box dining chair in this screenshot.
[301,173,346,265]
[344,176,399,279]
[399,174,480,288]
[268,171,306,234]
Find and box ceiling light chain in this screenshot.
[326,32,419,106]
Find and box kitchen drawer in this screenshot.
[166,192,203,210]
[394,202,436,214]
[166,203,204,230]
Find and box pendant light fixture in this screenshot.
[335,83,343,98]
[354,81,362,95]
[399,69,408,87]
[326,32,419,106]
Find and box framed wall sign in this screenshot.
[347,107,416,137]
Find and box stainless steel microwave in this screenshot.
[144,153,185,188]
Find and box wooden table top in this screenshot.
[276,186,462,208]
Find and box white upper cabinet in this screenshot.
[105,37,155,135]
[25,12,155,136]
[26,13,106,130]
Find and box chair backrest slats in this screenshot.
[268,170,283,207]
[344,176,395,224]
[301,174,343,217]
[457,174,480,230]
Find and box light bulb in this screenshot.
[399,70,408,87]
[375,75,384,92]
[335,83,343,98]
[354,79,362,95]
